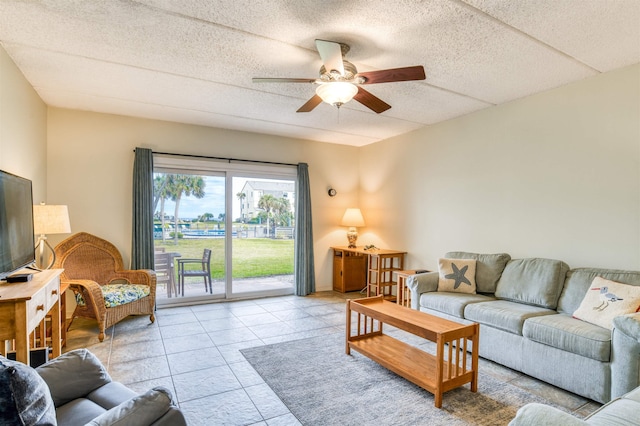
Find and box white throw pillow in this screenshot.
[437,258,477,294]
[573,277,640,330]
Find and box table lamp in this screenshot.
[341,208,365,248]
[33,203,71,269]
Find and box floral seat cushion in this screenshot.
[75,284,150,308]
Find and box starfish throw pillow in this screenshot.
[437,258,477,294]
[573,277,640,330]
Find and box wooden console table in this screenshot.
[0,269,63,365]
[331,247,367,292]
[331,246,406,300]
[346,296,479,408]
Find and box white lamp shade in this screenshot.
[341,208,365,227]
[33,204,71,235]
[316,82,358,106]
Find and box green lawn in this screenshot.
[154,238,294,279]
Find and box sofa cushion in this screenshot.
[557,268,640,315]
[0,355,57,426]
[585,397,640,425]
[419,292,495,318]
[623,386,640,403]
[572,277,640,330]
[464,300,557,335]
[495,258,569,309]
[55,398,107,426]
[445,252,511,293]
[509,403,588,426]
[75,284,150,308]
[87,382,137,410]
[437,258,477,294]
[86,387,173,426]
[523,313,611,362]
[37,349,111,408]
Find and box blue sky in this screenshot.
[157,176,291,221]
[159,176,226,220]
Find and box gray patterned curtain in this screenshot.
[131,148,154,270]
[294,163,315,295]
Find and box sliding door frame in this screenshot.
[154,154,297,303]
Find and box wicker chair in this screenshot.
[53,232,156,341]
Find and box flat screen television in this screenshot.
[0,169,35,280]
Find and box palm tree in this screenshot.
[199,212,214,223]
[153,175,172,242]
[258,194,279,238]
[166,174,206,244]
[236,192,246,223]
[273,197,292,227]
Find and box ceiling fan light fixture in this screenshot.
[315,82,358,107]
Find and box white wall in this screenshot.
[360,64,640,271]
[0,47,47,201]
[46,109,360,289]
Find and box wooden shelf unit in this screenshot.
[365,249,406,301]
[331,246,406,299]
[394,269,430,308]
[346,296,479,408]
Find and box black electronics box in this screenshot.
[7,347,50,368]
[6,273,33,283]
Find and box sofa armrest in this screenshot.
[36,349,112,407]
[611,313,640,399]
[508,403,587,426]
[112,269,156,287]
[151,407,188,426]
[86,387,181,426]
[66,278,107,308]
[614,313,640,342]
[406,272,438,310]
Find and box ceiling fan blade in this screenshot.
[356,65,426,84]
[297,95,323,113]
[253,77,317,83]
[315,39,345,76]
[353,87,391,114]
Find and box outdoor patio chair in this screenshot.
[177,248,212,295]
[53,232,156,341]
[154,251,177,297]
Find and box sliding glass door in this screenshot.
[230,175,295,297]
[153,156,295,306]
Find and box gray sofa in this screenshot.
[509,385,640,425]
[406,251,640,404]
[0,348,186,425]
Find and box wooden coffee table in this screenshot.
[346,295,479,408]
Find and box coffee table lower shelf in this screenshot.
[346,296,479,408]
[349,334,475,397]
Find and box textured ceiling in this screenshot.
[0,0,638,147]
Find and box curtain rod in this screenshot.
[134,149,297,167]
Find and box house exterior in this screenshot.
[238,181,295,222]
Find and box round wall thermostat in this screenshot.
[328,188,337,197]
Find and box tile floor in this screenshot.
[63,291,601,425]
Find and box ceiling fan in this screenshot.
[252,39,426,114]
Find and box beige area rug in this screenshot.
[241,332,575,426]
